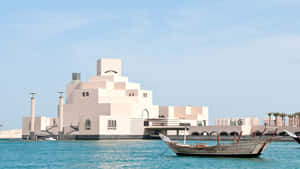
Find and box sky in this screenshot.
[1,0,300,129]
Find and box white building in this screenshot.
[22,58,209,140]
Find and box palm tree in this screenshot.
[273,112,280,127]
[280,113,286,127]
[267,112,273,126]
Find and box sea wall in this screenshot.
[0,129,22,139]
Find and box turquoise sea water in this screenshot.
[0,139,299,169]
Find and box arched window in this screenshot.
[85,119,91,130]
[142,109,150,119]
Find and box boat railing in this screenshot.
[144,119,191,127]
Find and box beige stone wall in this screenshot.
[22,116,57,136]
[158,106,208,126]
[97,59,122,76]
[0,129,22,139]
[263,117,284,126]
[78,112,100,135]
[63,103,111,127]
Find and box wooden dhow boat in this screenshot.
[159,133,272,157]
[284,130,300,144]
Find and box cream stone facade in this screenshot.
[22,58,209,140]
[263,117,283,127]
[188,117,259,136]
[215,117,258,127]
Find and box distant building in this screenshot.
[189,117,259,136]
[263,117,283,127]
[22,58,208,139]
[215,117,259,127]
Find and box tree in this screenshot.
[267,112,273,126]
[273,112,280,127]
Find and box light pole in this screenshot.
[30,92,37,141]
[57,91,64,140]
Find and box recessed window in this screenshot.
[159,115,165,118]
[179,123,191,126]
[83,91,89,97]
[85,119,91,130]
[129,93,135,97]
[144,121,149,126]
[108,120,117,130]
[143,93,147,97]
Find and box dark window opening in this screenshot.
[108,120,117,130]
[159,115,165,118]
[144,121,149,126]
[179,123,191,126]
[85,119,91,130]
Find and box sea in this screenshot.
[0,139,299,169]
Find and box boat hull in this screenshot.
[176,153,261,158]
[166,141,270,158]
[293,137,300,144]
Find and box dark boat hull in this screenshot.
[293,137,300,144]
[176,153,261,158]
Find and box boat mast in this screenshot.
[184,125,187,144]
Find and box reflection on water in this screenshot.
[0,139,299,169]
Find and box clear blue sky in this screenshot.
[1,0,300,129]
